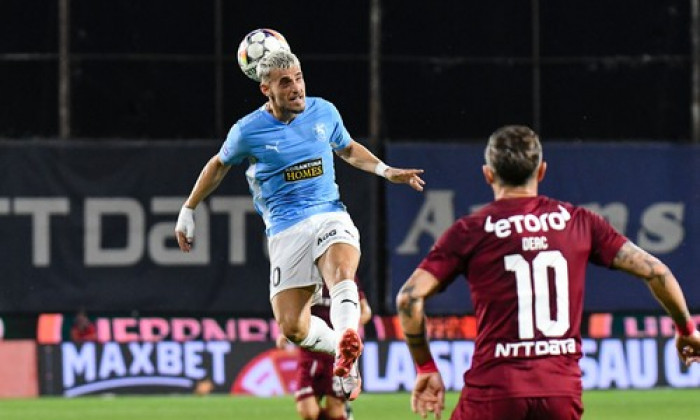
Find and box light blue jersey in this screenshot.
[219,97,353,236]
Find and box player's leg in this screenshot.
[312,213,363,398]
[322,395,348,420]
[317,243,362,385]
[269,220,337,354]
[294,351,323,420]
[343,402,354,420]
[295,395,321,420]
[272,286,338,354]
[312,214,362,345]
[316,355,348,420]
[271,286,312,342]
[311,213,362,341]
[317,242,362,339]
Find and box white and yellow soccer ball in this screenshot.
[237,28,291,82]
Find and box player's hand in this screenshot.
[385,167,425,192]
[175,206,195,252]
[411,372,445,419]
[676,330,700,366]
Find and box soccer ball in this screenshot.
[237,28,291,82]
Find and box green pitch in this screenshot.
[1,389,698,420]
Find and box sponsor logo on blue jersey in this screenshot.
[284,158,324,182]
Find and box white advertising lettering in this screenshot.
[663,339,700,387]
[0,195,262,267]
[362,338,696,393]
[580,338,665,389]
[61,341,231,396]
[363,341,474,392]
[394,194,686,256]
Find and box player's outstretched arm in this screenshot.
[175,155,231,252]
[335,140,425,191]
[611,241,700,365]
[396,269,445,419]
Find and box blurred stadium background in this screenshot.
[1,0,699,418]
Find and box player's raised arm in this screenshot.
[396,268,445,419]
[175,154,231,252]
[611,241,700,365]
[335,140,425,191]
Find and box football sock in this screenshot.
[330,279,361,338]
[298,315,337,355]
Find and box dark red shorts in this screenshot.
[294,349,345,402]
[451,393,583,420]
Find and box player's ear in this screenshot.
[536,161,547,182]
[482,165,495,185]
[260,82,270,97]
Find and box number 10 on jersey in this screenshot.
[505,250,571,340]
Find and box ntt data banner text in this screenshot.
[0,141,373,314]
[386,143,700,313]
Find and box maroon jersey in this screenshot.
[419,196,627,401]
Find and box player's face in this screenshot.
[266,66,306,118]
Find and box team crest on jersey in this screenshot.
[313,123,327,142]
[284,158,324,182]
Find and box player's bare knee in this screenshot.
[322,265,356,287]
[279,319,308,344]
[296,403,319,420]
[336,263,356,281]
[298,411,317,420]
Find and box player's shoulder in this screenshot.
[306,97,338,114]
[538,196,575,212]
[464,199,510,223]
[307,96,329,107]
[529,195,588,221]
[537,196,611,230]
[540,196,595,218]
[234,104,269,132]
[449,206,490,235]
